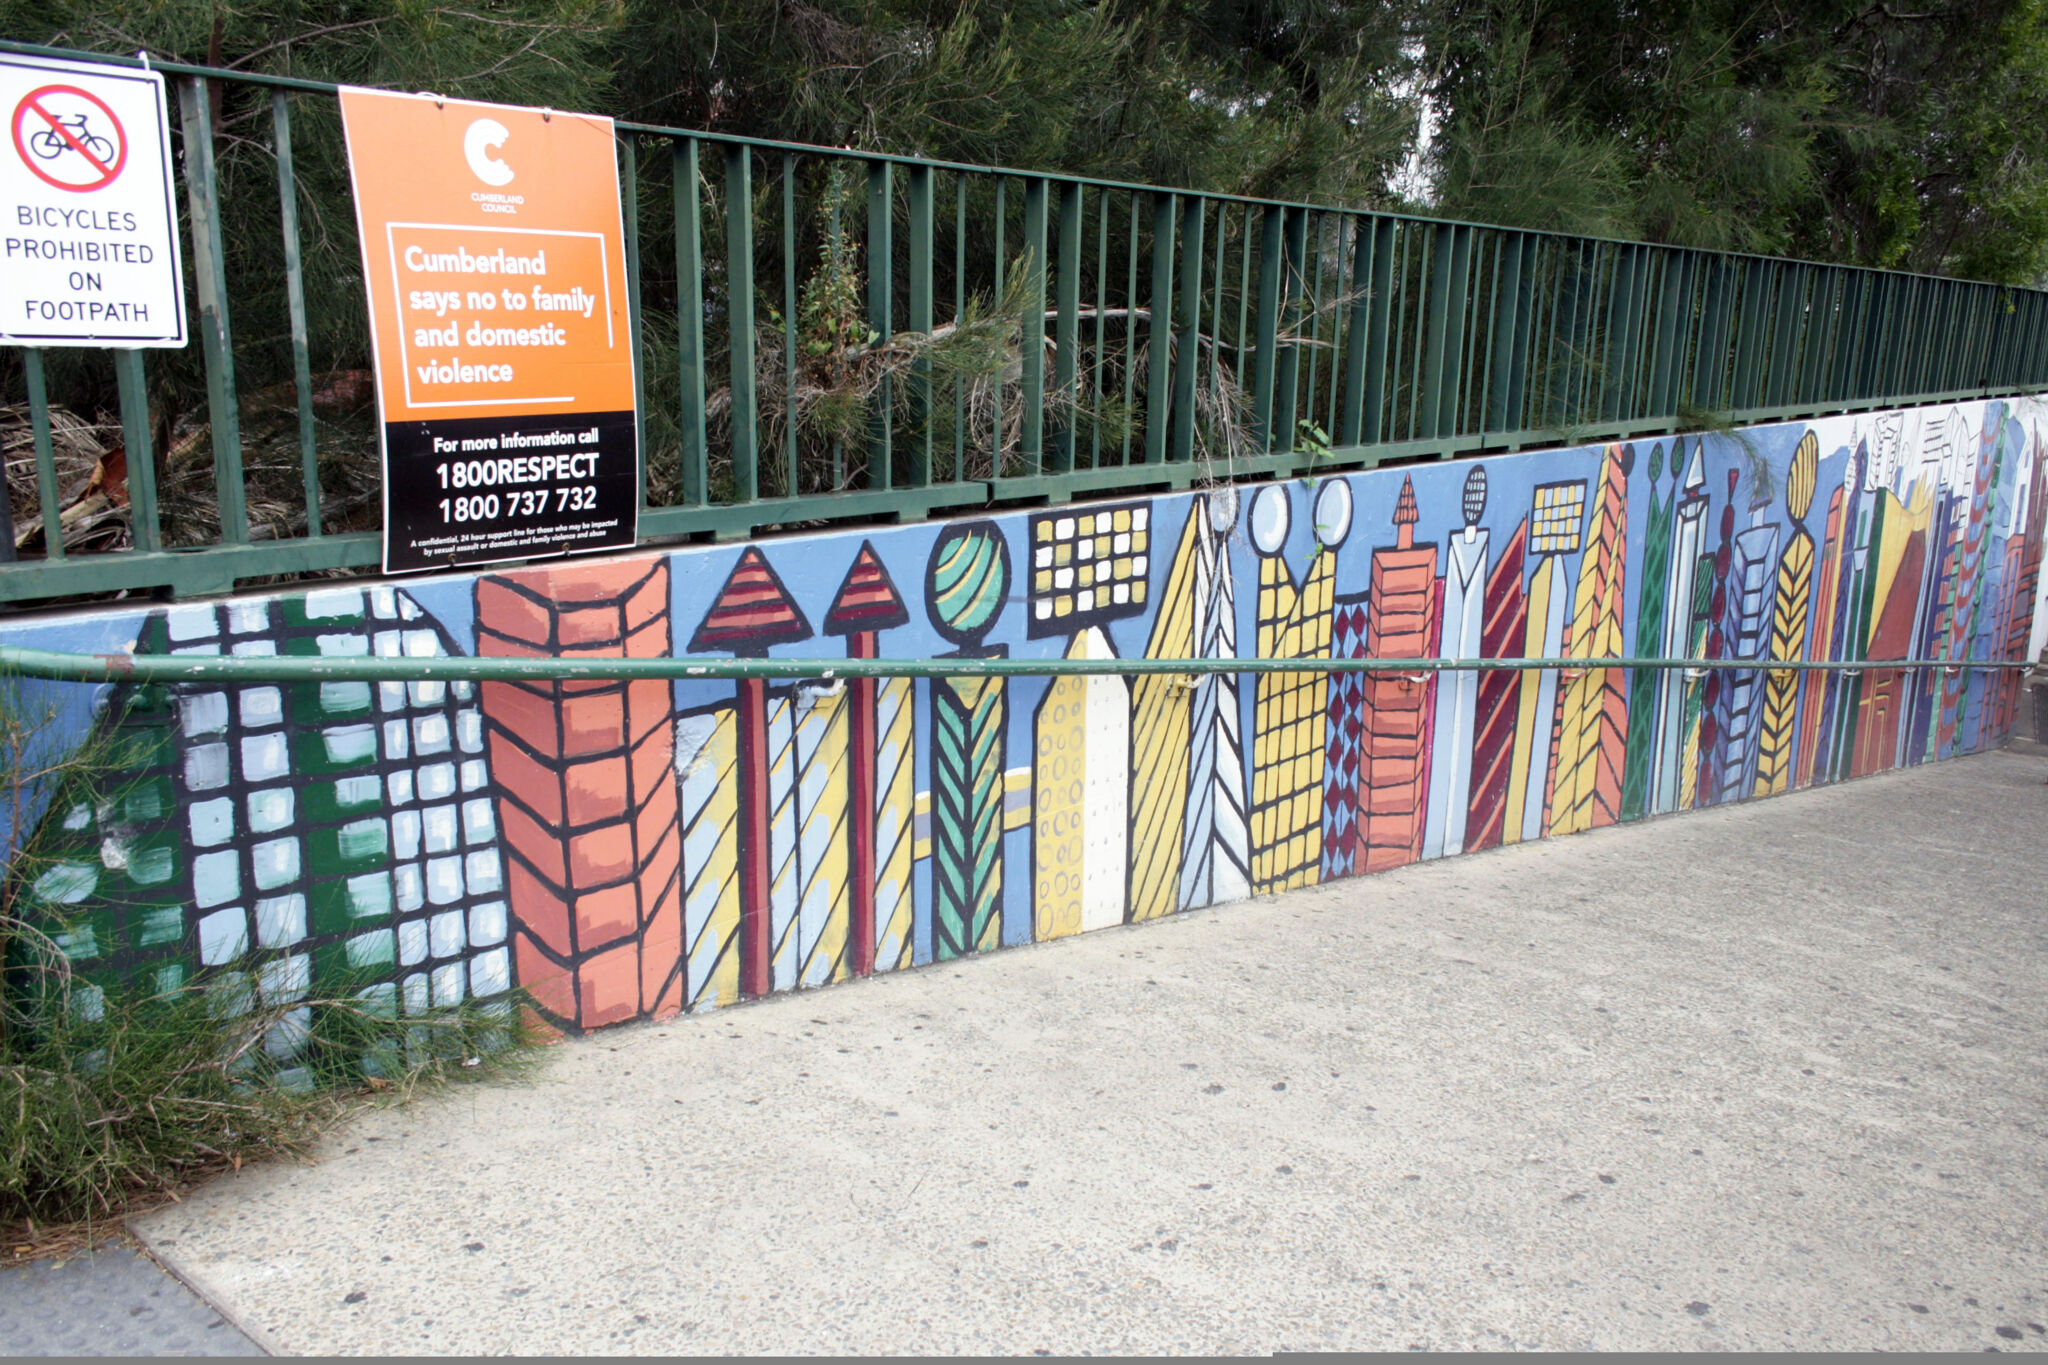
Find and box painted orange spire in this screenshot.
[1394,476,1418,549]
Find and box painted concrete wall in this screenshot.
[11,395,2045,1046]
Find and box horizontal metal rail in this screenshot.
[4,36,2048,607]
[0,645,2028,685]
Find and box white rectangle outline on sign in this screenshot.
[0,53,188,347]
[382,221,615,410]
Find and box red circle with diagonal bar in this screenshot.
[11,84,127,192]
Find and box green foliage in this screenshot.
[1423,0,2048,283]
[606,1,1418,206]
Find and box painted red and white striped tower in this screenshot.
[822,543,910,977]
[688,548,814,999]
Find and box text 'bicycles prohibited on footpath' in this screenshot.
[0,53,186,347]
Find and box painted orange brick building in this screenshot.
[475,559,684,1031]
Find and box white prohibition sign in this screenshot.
[0,53,187,347]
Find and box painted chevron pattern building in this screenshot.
[13,397,2044,1037]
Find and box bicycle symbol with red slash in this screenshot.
[10,84,127,192]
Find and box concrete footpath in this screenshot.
[133,751,2048,1354]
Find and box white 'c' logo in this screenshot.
[464,118,513,186]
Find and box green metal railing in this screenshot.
[6,37,2048,607]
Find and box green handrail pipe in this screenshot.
[0,645,2028,686]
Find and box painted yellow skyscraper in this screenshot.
[1248,481,1350,893]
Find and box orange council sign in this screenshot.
[340,89,638,573]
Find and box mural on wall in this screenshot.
[15,396,2047,1036]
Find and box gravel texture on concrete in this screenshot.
[0,1245,266,1356]
[134,750,2048,1354]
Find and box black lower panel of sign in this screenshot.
[382,410,638,573]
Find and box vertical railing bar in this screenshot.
[1631,249,1667,421]
[1508,236,1540,431]
[2013,289,2039,390]
[1729,259,1765,410]
[1662,255,1695,413]
[1860,274,1886,399]
[617,135,648,514]
[782,153,799,496]
[1598,245,1635,423]
[865,159,893,489]
[114,349,161,554]
[1678,255,1705,409]
[1323,215,1348,440]
[1564,240,1597,421]
[1571,242,1601,424]
[1951,284,1976,393]
[1801,268,1839,404]
[1272,207,1308,454]
[1562,243,1588,424]
[1250,205,1283,452]
[1790,265,1819,405]
[1942,285,1968,393]
[1460,233,1490,437]
[1956,284,1981,392]
[22,350,62,561]
[1302,213,1330,438]
[1208,198,1229,429]
[1485,231,1523,433]
[1170,194,1206,465]
[727,146,760,503]
[1911,279,1938,396]
[1049,179,1082,474]
[1122,190,1139,466]
[1434,222,1462,442]
[1018,176,1049,474]
[673,139,708,505]
[1973,284,2000,388]
[1094,186,1111,468]
[992,177,1007,467]
[1144,192,1176,464]
[176,76,247,545]
[1542,242,1571,428]
[1703,257,1737,411]
[271,90,321,537]
[1927,281,1951,394]
[955,174,967,481]
[1833,272,1868,399]
[1766,263,1800,408]
[1404,227,1432,440]
[1362,218,1395,445]
[1919,280,1944,395]
[1648,252,1686,417]
[2014,290,2045,392]
[1864,274,1895,400]
[907,162,935,487]
[1310,213,1343,437]
[1233,203,1253,426]
[1338,215,1372,445]
[1836,270,1864,401]
[1470,233,1500,436]
[1437,225,1473,441]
